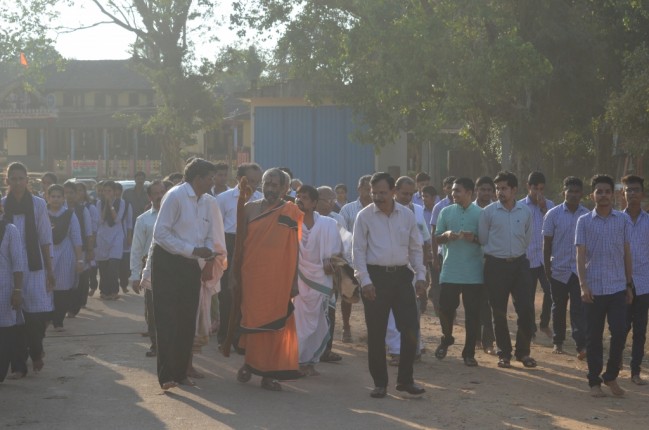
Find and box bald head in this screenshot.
[316,186,336,215]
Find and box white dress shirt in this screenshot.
[152,183,215,259]
[130,207,158,281]
[216,186,263,234]
[352,202,426,287]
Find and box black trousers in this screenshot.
[484,256,534,360]
[70,269,90,315]
[151,245,201,386]
[52,290,75,327]
[625,291,649,376]
[362,265,418,388]
[478,287,495,347]
[11,311,49,375]
[119,252,130,289]
[530,265,552,331]
[217,233,236,345]
[0,325,19,382]
[145,289,157,350]
[439,283,482,358]
[550,274,586,351]
[98,259,120,296]
[89,266,98,291]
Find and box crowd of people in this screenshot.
[1,159,648,401]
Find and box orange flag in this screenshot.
[20,52,28,68]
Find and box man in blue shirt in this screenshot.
[478,171,536,369]
[621,175,649,386]
[576,174,633,397]
[434,177,483,366]
[542,177,589,357]
[520,172,554,338]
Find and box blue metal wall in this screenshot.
[253,106,375,199]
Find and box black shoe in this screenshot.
[145,349,156,357]
[396,382,425,396]
[435,344,448,359]
[370,386,387,398]
[463,357,478,367]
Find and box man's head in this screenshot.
[527,171,546,203]
[63,180,78,206]
[166,172,184,185]
[296,185,319,214]
[422,185,437,209]
[475,176,495,205]
[621,174,644,207]
[214,162,229,188]
[236,162,262,191]
[452,177,474,207]
[394,176,416,206]
[316,186,336,215]
[357,174,372,201]
[134,171,146,186]
[562,176,583,206]
[41,172,58,192]
[6,162,29,195]
[334,183,347,203]
[415,172,431,193]
[184,158,217,196]
[262,168,287,204]
[590,174,615,208]
[147,180,166,210]
[493,171,518,205]
[442,176,456,199]
[370,172,395,209]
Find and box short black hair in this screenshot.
[297,185,319,202]
[165,172,183,182]
[527,171,546,186]
[114,182,123,192]
[590,174,615,191]
[279,167,293,180]
[453,177,474,192]
[42,172,58,184]
[134,171,146,179]
[494,171,518,188]
[334,183,347,192]
[214,161,229,172]
[563,176,583,189]
[370,172,395,189]
[415,172,431,183]
[442,176,456,186]
[163,180,174,191]
[621,174,644,191]
[358,174,372,188]
[237,162,261,179]
[184,158,217,183]
[6,162,27,176]
[422,185,437,196]
[46,184,64,196]
[63,180,77,191]
[475,176,495,190]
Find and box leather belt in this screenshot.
[368,264,408,273]
[485,254,525,263]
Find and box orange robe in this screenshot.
[239,201,303,380]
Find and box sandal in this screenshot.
[261,377,282,391]
[498,358,511,368]
[237,365,252,383]
[518,356,537,368]
[434,344,448,360]
[320,351,342,362]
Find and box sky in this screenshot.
[52,1,266,61]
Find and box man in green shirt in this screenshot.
[434,177,484,366]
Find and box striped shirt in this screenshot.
[520,196,554,268]
[340,199,365,233]
[1,195,53,313]
[431,196,452,254]
[0,223,26,327]
[575,209,631,296]
[542,203,589,284]
[479,200,532,259]
[625,209,649,295]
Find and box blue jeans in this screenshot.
[550,274,586,351]
[584,290,627,387]
[624,291,649,376]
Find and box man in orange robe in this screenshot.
[236,167,303,391]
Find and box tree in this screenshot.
[87,0,223,173]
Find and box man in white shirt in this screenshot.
[130,180,165,357]
[151,159,219,390]
[353,172,427,398]
[215,163,262,347]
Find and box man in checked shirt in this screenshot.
[576,174,633,397]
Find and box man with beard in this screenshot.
[130,180,166,357]
[293,185,342,376]
[353,172,427,398]
[234,168,304,391]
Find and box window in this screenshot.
[129,92,139,106]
